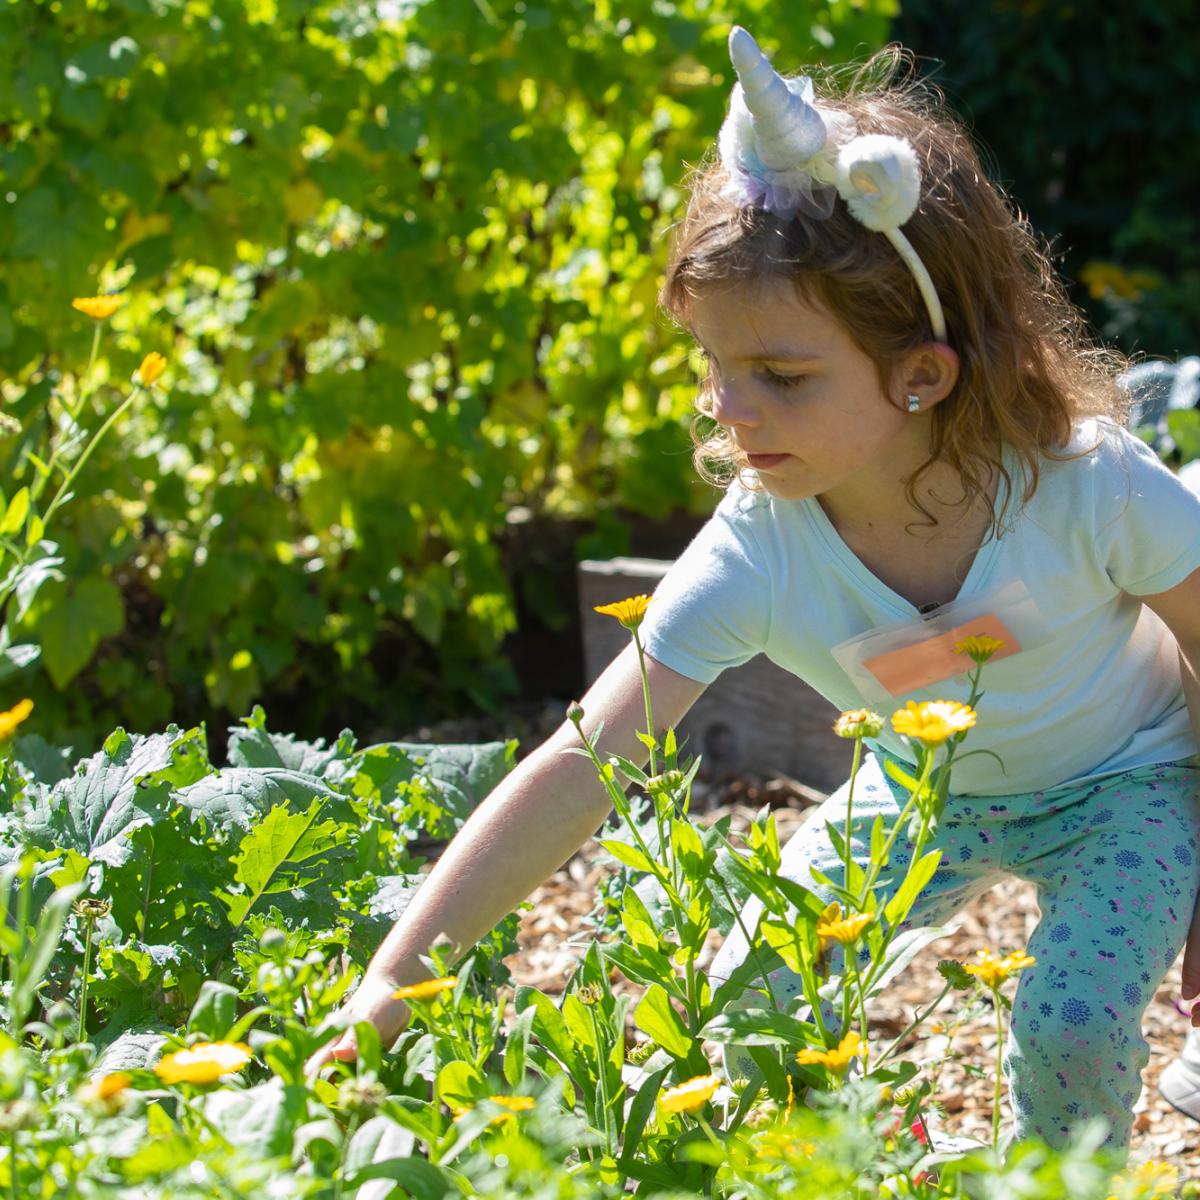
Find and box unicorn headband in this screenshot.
[717,27,947,343]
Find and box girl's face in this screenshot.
[689,279,932,509]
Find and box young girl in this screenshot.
[308,32,1200,1159]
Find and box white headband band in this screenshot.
[717,27,948,343]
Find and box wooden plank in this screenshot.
[578,558,850,792]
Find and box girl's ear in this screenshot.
[894,342,960,411]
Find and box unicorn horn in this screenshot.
[728,26,827,170]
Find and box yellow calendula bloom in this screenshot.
[658,1073,720,1115]
[154,1041,252,1085]
[136,352,168,387]
[593,594,652,631]
[454,1094,536,1127]
[796,1030,864,1074]
[963,948,1036,990]
[72,294,125,320]
[815,902,874,950]
[954,634,1005,665]
[1103,1158,1179,1199]
[891,699,976,746]
[78,1071,132,1104]
[392,976,457,1002]
[0,699,33,740]
[833,708,884,739]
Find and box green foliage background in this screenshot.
[893,0,1200,356]
[8,0,1196,758]
[0,0,895,754]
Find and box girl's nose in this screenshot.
[710,377,761,430]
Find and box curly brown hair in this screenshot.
[658,46,1130,536]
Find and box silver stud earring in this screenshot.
[905,393,921,413]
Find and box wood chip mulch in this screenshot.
[502,776,1200,1178]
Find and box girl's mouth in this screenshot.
[746,453,790,470]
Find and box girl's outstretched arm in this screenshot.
[305,641,708,1072]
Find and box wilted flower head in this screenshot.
[337,1077,388,1114]
[392,976,457,1002]
[0,1100,38,1133]
[833,708,884,739]
[962,948,1036,990]
[154,1041,252,1085]
[954,634,1005,665]
[891,699,976,746]
[135,352,167,387]
[575,983,604,1006]
[795,1030,864,1074]
[0,699,33,740]
[815,901,874,950]
[593,594,652,631]
[72,897,112,922]
[658,1073,720,1114]
[72,295,125,320]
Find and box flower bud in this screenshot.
[46,1001,77,1032]
[833,709,884,739]
[566,701,585,724]
[258,927,287,955]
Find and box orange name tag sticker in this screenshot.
[862,614,1020,697]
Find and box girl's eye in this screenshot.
[762,369,806,389]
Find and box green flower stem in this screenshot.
[992,985,1004,1149]
[856,752,933,906]
[77,918,94,1043]
[843,734,863,905]
[334,1113,362,1200]
[43,384,143,530]
[588,1003,615,1155]
[693,1112,724,1154]
[8,1130,15,1200]
[34,324,102,508]
[873,979,954,1068]
[632,628,657,780]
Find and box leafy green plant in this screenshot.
[0,0,895,748]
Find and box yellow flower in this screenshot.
[593,594,652,631]
[796,1030,864,1074]
[954,634,1005,665]
[135,352,167,387]
[72,295,125,320]
[154,1041,252,1085]
[891,699,976,746]
[453,1094,536,1127]
[0,699,33,740]
[815,902,874,950]
[78,1071,132,1105]
[1114,1159,1179,1198]
[392,976,457,1002]
[962,948,1036,990]
[833,708,884,739]
[658,1073,720,1114]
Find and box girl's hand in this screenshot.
[304,975,410,1075]
[1181,891,1200,1026]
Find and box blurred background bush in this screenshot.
[1,0,1196,757]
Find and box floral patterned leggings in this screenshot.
[710,750,1200,1158]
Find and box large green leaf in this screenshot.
[175,767,348,832]
[27,726,209,867]
[25,575,124,689]
[225,704,358,777]
[216,799,349,928]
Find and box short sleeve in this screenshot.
[639,489,774,684]
[1092,422,1200,596]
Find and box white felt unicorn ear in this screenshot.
[835,134,922,232]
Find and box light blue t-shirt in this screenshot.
[640,419,1200,795]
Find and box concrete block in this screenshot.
[578,558,850,793]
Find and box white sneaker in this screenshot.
[1158,1026,1200,1121]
